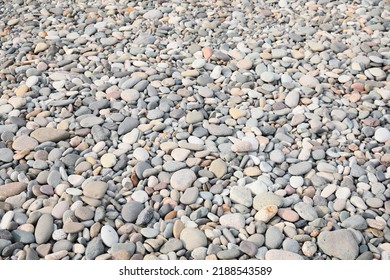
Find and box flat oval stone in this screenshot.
[101,225,119,247]
[35,214,54,244]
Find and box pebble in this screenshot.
[209,158,228,178]
[374,127,390,143]
[180,228,207,251]
[293,202,318,222]
[31,128,69,143]
[83,181,108,199]
[219,213,246,230]
[121,201,144,223]
[317,229,359,260]
[0,182,27,198]
[170,169,197,191]
[288,162,312,176]
[34,214,54,244]
[101,225,119,247]
[230,186,252,207]
[253,193,283,210]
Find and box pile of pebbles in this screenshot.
[0,0,389,260]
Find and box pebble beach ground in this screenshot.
[0,0,389,260]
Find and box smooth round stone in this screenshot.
[80,116,104,128]
[35,214,54,244]
[170,169,197,191]
[0,211,14,230]
[65,188,83,196]
[0,182,28,198]
[236,58,253,70]
[186,111,204,124]
[83,181,108,199]
[143,9,163,19]
[51,201,69,220]
[260,71,275,83]
[100,153,116,168]
[171,148,191,161]
[131,190,149,203]
[366,197,383,208]
[75,206,94,221]
[288,162,312,175]
[283,238,300,253]
[121,201,144,223]
[192,59,206,69]
[12,135,38,150]
[335,187,351,199]
[30,127,69,143]
[140,228,159,238]
[374,127,390,143]
[317,229,359,260]
[299,75,319,88]
[290,176,304,188]
[253,193,283,210]
[121,89,140,103]
[293,202,318,221]
[133,147,149,161]
[68,175,85,186]
[101,225,119,247]
[180,228,207,251]
[278,208,299,222]
[255,205,278,223]
[63,222,84,234]
[180,187,199,205]
[219,213,245,230]
[209,158,228,178]
[265,226,284,249]
[26,76,39,87]
[0,148,13,162]
[230,186,252,207]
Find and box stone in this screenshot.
[170,169,197,191]
[288,162,312,175]
[180,187,199,205]
[317,229,359,260]
[0,148,13,162]
[374,127,390,143]
[121,201,144,223]
[341,216,368,230]
[230,186,252,207]
[219,213,245,230]
[83,181,108,199]
[186,111,204,124]
[101,225,119,247]
[293,202,318,222]
[253,193,283,210]
[269,150,285,163]
[12,135,38,150]
[101,153,116,168]
[0,182,27,198]
[34,42,49,54]
[285,91,300,108]
[31,128,69,143]
[255,205,278,223]
[265,226,284,249]
[160,239,183,254]
[299,75,319,88]
[278,208,300,222]
[85,237,104,260]
[35,214,54,244]
[180,228,207,251]
[239,240,258,257]
[209,158,227,178]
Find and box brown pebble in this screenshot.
[63,222,84,233]
[112,249,131,260]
